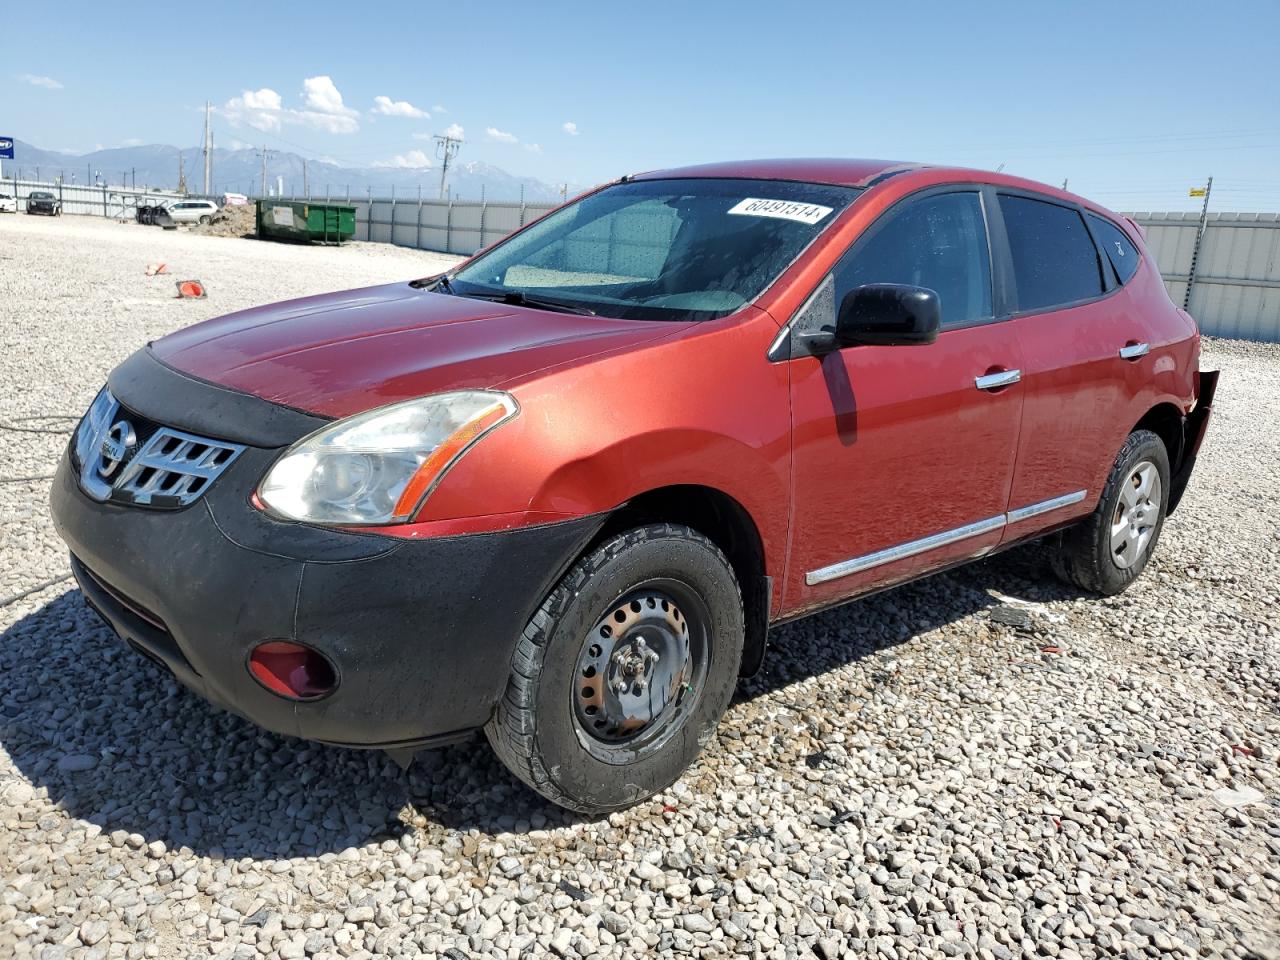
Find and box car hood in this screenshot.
[152,282,682,419]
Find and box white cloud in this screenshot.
[303,76,350,115]
[486,126,518,144]
[372,95,428,118]
[562,121,578,136]
[223,87,284,132]
[19,73,63,90]
[373,150,433,169]
[442,123,465,140]
[222,76,360,135]
[523,143,543,154]
[433,104,447,114]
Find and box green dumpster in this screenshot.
[255,200,356,244]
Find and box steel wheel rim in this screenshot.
[1111,460,1161,569]
[572,581,709,760]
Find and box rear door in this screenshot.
[996,192,1129,539]
[783,188,1025,615]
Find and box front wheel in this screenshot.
[1050,429,1170,595]
[486,523,744,813]
[198,215,211,225]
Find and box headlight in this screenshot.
[257,391,517,525]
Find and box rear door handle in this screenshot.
[975,369,1021,391]
[1119,342,1150,360]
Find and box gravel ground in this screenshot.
[1,214,1277,960]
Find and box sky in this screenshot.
[4,0,1279,211]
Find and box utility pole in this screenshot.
[259,146,271,197]
[433,133,462,200]
[177,152,187,194]
[1183,176,1213,311]
[302,159,309,198]
[1062,178,1068,191]
[202,101,212,195]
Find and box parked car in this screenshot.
[51,159,1217,813]
[0,193,16,213]
[164,199,219,224]
[221,192,249,206]
[26,191,61,216]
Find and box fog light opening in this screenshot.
[248,641,338,701]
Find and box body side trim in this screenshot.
[805,514,1005,586]
[804,490,1087,586]
[1006,489,1087,523]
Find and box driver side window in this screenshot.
[834,191,994,330]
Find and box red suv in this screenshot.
[51,159,1216,813]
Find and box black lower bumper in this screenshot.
[51,447,604,749]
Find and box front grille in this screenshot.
[114,427,242,507]
[73,389,246,509]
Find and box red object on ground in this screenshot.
[176,279,206,299]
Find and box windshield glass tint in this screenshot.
[452,178,861,321]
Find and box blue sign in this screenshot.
[0,138,13,159]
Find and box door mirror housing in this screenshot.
[835,283,941,348]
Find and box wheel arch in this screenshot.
[584,484,772,678]
[1132,401,1186,474]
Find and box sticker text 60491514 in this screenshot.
[727,198,833,226]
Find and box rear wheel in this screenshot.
[198,215,211,225]
[486,523,744,813]
[1050,429,1170,595]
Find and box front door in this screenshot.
[783,189,1025,615]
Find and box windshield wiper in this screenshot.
[462,289,597,316]
[410,273,456,292]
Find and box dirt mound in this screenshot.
[190,203,255,238]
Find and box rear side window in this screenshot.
[1000,195,1104,312]
[835,191,993,329]
[1088,213,1140,285]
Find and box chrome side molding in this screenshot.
[805,489,1087,586]
[1006,488,1086,523]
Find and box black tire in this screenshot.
[1051,429,1170,596]
[198,215,211,225]
[486,523,744,813]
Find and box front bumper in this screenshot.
[50,418,604,750]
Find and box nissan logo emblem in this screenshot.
[98,420,136,479]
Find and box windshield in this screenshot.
[31,192,53,199]
[449,178,861,321]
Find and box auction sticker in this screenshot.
[728,198,833,225]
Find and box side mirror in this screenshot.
[834,283,941,348]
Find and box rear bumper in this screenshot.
[51,445,604,749]
[1168,369,1218,515]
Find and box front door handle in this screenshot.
[1119,342,1150,360]
[975,369,1021,391]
